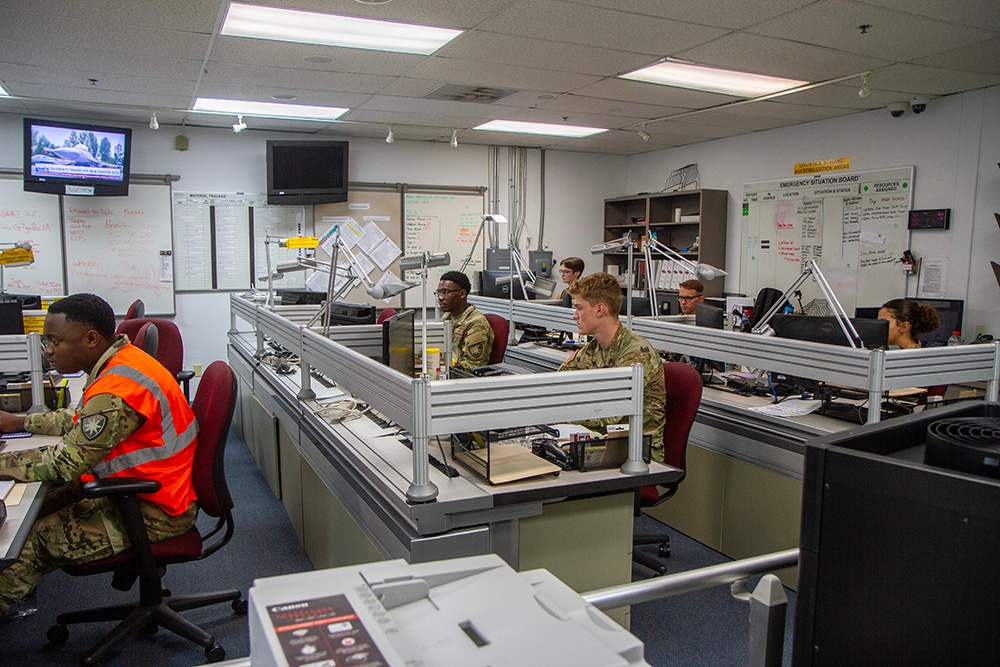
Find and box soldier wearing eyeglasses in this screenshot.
[436,271,493,371]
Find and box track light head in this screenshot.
[232,114,247,133]
[385,126,394,144]
[858,74,870,99]
[149,112,159,130]
[450,129,458,148]
[637,128,651,142]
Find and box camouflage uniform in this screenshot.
[443,305,494,370]
[558,324,666,461]
[0,336,197,613]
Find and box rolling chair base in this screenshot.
[632,533,671,575]
[48,588,246,666]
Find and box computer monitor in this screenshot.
[0,301,25,335]
[855,299,964,347]
[480,270,531,299]
[794,402,1000,666]
[326,301,376,326]
[695,302,724,329]
[769,314,888,349]
[619,296,652,317]
[382,310,415,378]
[277,289,326,305]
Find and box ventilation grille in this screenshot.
[422,84,518,104]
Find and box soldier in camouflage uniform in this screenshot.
[0,294,197,615]
[437,270,494,371]
[558,272,666,461]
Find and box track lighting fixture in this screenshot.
[149,112,159,130]
[386,126,394,144]
[450,129,458,148]
[858,74,870,99]
[637,127,651,142]
[232,114,247,133]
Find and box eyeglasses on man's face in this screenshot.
[678,294,701,302]
[434,288,462,298]
[558,269,575,275]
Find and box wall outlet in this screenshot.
[193,364,203,377]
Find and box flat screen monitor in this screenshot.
[382,310,415,378]
[326,301,376,326]
[23,117,132,197]
[266,140,348,206]
[855,299,964,347]
[769,314,888,349]
[480,270,531,300]
[695,302,724,329]
[0,301,25,335]
[619,296,652,317]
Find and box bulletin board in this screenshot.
[314,190,405,308]
[403,190,485,307]
[741,167,913,313]
[0,176,65,295]
[63,183,176,315]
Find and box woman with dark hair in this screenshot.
[878,298,940,349]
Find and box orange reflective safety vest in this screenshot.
[77,343,199,516]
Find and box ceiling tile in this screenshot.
[571,78,738,109]
[406,56,602,92]
[568,0,816,30]
[910,37,1000,76]
[858,0,1000,32]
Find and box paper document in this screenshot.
[747,399,822,418]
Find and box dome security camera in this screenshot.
[909,96,928,114]
[887,102,908,118]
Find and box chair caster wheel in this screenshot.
[659,544,670,557]
[146,621,159,635]
[47,624,69,645]
[205,642,226,662]
[233,597,248,616]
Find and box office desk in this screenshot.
[1,435,57,571]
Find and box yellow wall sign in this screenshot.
[0,246,34,266]
[283,236,320,249]
[794,157,851,175]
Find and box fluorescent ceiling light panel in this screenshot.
[193,98,348,121]
[222,2,462,55]
[620,61,807,97]
[0,83,9,96]
[473,120,607,138]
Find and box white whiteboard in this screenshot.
[0,177,65,295]
[63,184,175,315]
[741,167,913,313]
[403,191,484,307]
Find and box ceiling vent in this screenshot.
[422,84,518,104]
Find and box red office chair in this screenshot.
[47,361,246,665]
[632,362,703,575]
[376,307,398,324]
[483,313,509,364]
[116,318,196,400]
[131,321,159,357]
[123,299,145,321]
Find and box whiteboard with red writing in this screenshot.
[63,183,175,315]
[0,176,65,296]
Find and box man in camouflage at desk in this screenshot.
[558,272,666,461]
[0,293,198,618]
[437,270,494,371]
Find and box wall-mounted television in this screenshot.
[23,117,132,197]
[266,140,348,206]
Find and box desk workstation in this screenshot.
[228,293,682,626]
[470,294,1000,569]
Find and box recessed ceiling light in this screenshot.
[620,60,807,97]
[193,97,348,121]
[271,94,298,101]
[473,120,607,138]
[355,0,393,4]
[222,2,462,55]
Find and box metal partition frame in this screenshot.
[231,295,649,502]
[469,295,1000,424]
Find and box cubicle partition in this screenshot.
[0,332,46,413]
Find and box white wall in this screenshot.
[625,85,1000,336]
[0,115,626,372]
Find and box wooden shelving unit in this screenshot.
[602,189,728,297]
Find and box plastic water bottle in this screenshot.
[947,330,962,346]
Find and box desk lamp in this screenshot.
[751,259,862,348]
[641,235,727,320]
[592,233,637,327]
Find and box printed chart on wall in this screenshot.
[741,167,913,314]
[0,177,65,296]
[172,192,306,292]
[63,184,175,316]
[403,191,484,308]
